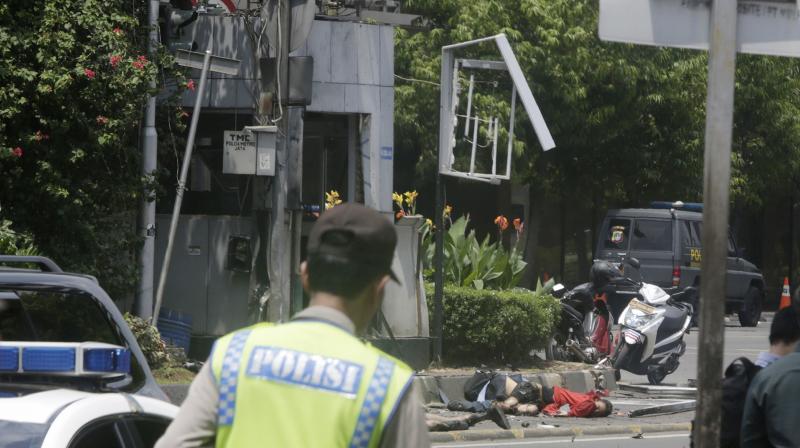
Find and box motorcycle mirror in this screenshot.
[552,283,566,298]
[626,257,641,270]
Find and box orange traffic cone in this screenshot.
[779,277,792,310]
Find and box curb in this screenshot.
[429,422,692,443]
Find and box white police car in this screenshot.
[0,256,179,447]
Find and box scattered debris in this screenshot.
[618,383,697,397]
[628,400,696,417]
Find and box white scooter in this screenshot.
[600,259,696,385]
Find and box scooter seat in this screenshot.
[656,305,690,341]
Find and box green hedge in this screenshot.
[426,283,560,364]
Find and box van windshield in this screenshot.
[602,218,631,250]
[631,219,672,252]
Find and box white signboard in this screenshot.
[223,130,256,175]
[600,0,800,57]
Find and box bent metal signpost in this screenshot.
[599,1,800,446]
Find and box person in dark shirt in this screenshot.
[741,305,800,448]
[754,306,800,367]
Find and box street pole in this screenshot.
[433,48,455,363]
[136,0,160,320]
[267,0,293,322]
[152,49,213,325]
[694,0,737,446]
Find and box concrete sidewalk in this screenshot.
[428,422,692,443]
[419,367,697,444]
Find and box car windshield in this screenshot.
[0,290,121,344]
[0,288,144,392]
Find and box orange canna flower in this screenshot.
[396,210,405,220]
[494,215,509,231]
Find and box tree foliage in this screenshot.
[396,0,800,209]
[0,0,186,298]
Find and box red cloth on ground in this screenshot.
[542,386,607,417]
[591,313,611,355]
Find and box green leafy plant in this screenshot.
[426,282,559,364]
[0,218,38,256]
[422,215,527,290]
[123,312,170,370]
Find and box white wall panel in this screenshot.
[330,22,358,84]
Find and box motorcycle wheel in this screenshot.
[647,368,666,385]
[611,343,629,370]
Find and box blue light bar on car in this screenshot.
[0,342,130,376]
[0,347,19,371]
[84,348,131,373]
[22,347,76,372]
[650,201,704,212]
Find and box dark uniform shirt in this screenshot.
[741,344,800,448]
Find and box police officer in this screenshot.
[156,203,430,447]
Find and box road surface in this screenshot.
[433,432,690,447]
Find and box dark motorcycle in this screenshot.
[545,278,614,364]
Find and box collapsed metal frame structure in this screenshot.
[432,34,556,361]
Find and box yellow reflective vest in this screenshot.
[210,319,414,448]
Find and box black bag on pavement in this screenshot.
[719,357,761,448]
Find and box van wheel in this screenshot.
[738,287,762,327]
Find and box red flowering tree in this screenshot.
[0,0,186,298]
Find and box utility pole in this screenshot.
[432,44,454,363]
[136,0,160,320]
[694,0,737,446]
[266,0,293,322]
[153,49,214,325]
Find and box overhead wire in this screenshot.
[394,74,439,86]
